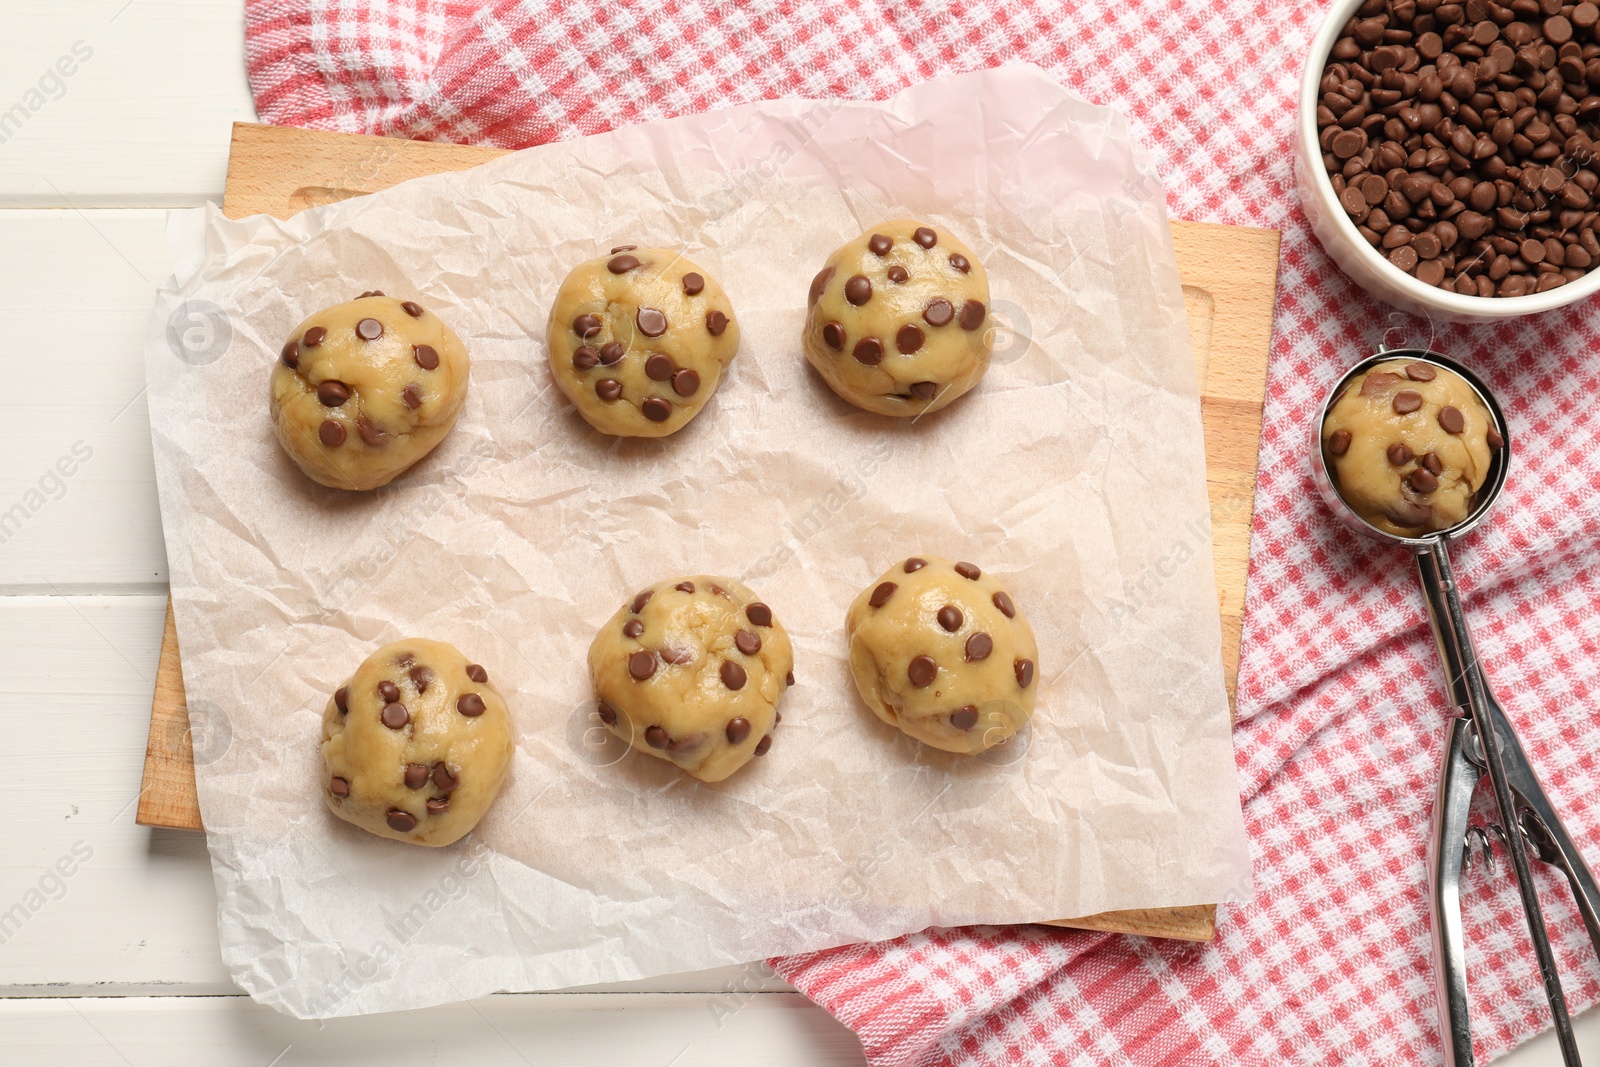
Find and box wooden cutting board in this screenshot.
[139,122,1281,944]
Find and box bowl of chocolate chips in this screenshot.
[1298,0,1600,320]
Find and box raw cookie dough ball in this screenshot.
[803,220,993,417]
[548,247,740,437]
[271,292,470,491]
[588,577,794,782]
[1321,359,1503,537]
[321,639,514,847]
[845,556,1039,755]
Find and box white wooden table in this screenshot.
[0,2,1592,1063]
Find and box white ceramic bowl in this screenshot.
[1295,0,1600,322]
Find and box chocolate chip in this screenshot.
[896,324,924,353]
[808,265,835,306]
[356,318,383,341]
[413,344,440,370]
[1393,390,1424,414]
[853,337,884,365]
[682,272,705,295]
[356,415,388,448]
[403,384,422,410]
[908,655,938,687]
[1487,426,1505,449]
[426,797,449,814]
[596,379,623,401]
[466,664,488,683]
[887,265,909,284]
[432,763,459,792]
[357,290,384,298]
[992,590,1015,617]
[754,735,772,756]
[845,275,873,306]
[673,581,695,594]
[456,693,486,716]
[720,659,747,690]
[599,342,625,365]
[1388,442,1414,466]
[573,346,600,370]
[1361,372,1401,397]
[404,763,429,789]
[633,308,667,338]
[597,700,618,725]
[281,339,299,367]
[574,314,603,339]
[959,300,985,330]
[904,558,927,573]
[608,254,641,273]
[378,680,400,703]
[735,629,761,655]
[746,603,773,627]
[955,562,981,580]
[632,590,654,613]
[642,396,672,421]
[1439,405,1465,433]
[302,326,327,348]
[319,420,345,447]
[1409,467,1440,493]
[913,226,938,248]
[317,380,350,406]
[909,381,938,401]
[628,650,656,681]
[386,810,417,832]
[330,776,349,797]
[645,725,669,748]
[869,581,897,608]
[950,706,979,730]
[1405,362,1437,383]
[965,632,993,662]
[1328,429,1352,456]
[645,353,674,380]
[672,369,700,396]
[1422,451,1443,475]
[401,301,424,318]
[726,717,752,744]
[660,647,696,665]
[823,321,845,349]
[409,665,432,692]
[381,702,409,729]
[335,685,349,713]
[868,234,893,256]
[706,310,729,336]
[785,670,795,686]
[623,618,644,638]
[396,653,415,668]
[611,245,636,254]
[1014,658,1035,688]
[937,605,963,631]
[924,299,954,327]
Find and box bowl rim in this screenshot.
[1299,0,1600,315]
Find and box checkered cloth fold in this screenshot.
[245,2,1600,1062]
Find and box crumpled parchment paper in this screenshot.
[144,63,1253,1019]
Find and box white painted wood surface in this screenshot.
[0,0,1589,1062]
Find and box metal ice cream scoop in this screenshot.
[1311,348,1600,1067]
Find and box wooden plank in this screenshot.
[0,1,256,206]
[0,993,867,1066]
[139,123,1281,947]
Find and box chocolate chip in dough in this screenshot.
[705,310,728,336]
[608,254,641,273]
[887,265,909,284]
[675,581,696,594]
[924,299,954,327]
[599,342,625,365]
[413,344,440,370]
[950,706,979,730]
[1405,362,1437,382]
[1487,426,1505,449]
[378,680,400,703]
[1438,406,1465,434]
[913,227,938,248]
[329,776,350,797]
[465,664,488,683]
[645,354,674,381]
[645,725,669,748]
[672,369,700,396]
[785,671,795,687]
[1393,390,1424,415]
[432,763,459,792]
[597,701,618,725]
[303,326,327,348]
[318,380,350,406]
[623,618,644,638]
[319,420,345,447]
[896,324,924,353]
[720,660,747,690]
[726,717,752,744]
[628,650,657,681]
[402,384,423,410]
[1387,442,1414,466]
[1360,372,1401,397]
[404,763,430,789]
[845,275,873,306]
[456,693,486,716]
[904,558,927,573]
[1014,658,1035,688]
[1409,467,1440,493]
[281,339,299,367]
[642,396,672,421]
[1422,451,1443,475]
[937,605,963,631]
[992,590,1015,617]
[637,308,668,337]
[632,590,654,613]
[868,234,893,256]
[381,702,409,729]
[910,381,938,400]
[401,301,424,318]
[808,265,835,306]
[1328,429,1352,456]
[682,272,705,296]
[949,253,970,274]
[662,646,697,666]
[746,603,773,627]
[959,300,985,330]
[853,337,884,365]
[965,632,993,662]
[386,810,417,832]
[735,629,762,655]
[955,561,981,580]
[356,318,383,341]
[611,245,636,254]
[409,665,432,692]
[823,321,845,349]
[908,655,938,687]
[754,735,773,756]
[334,685,349,714]
[870,581,897,608]
[573,346,600,370]
[356,415,388,448]
[596,379,623,401]
[426,797,449,814]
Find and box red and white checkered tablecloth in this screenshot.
[244,2,1600,1062]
